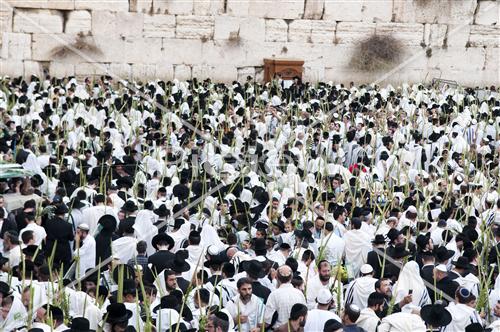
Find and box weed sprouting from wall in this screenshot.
[350,34,403,72]
[50,32,102,59]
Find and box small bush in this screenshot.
[350,34,403,72]
[51,32,102,59]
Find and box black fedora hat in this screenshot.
[69,197,86,210]
[112,264,136,284]
[371,234,386,245]
[420,302,452,327]
[154,204,170,217]
[98,214,117,231]
[104,303,132,324]
[121,200,138,213]
[116,176,134,189]
[272,220,285,232]
[452,256,470,269]
[43,304,64,320]
[391,244,411,259]
[0,281,12,297]
[434,246,455,262]
[172,184,190,201]
[171,250,190,273]
[153,294,179,313]
[294,228,314,243]
[64,317,96,332]
[151,233,174,251]
[252,238,267,252]
[54,204,69,215]
[241,260,266,279]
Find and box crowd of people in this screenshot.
[0,74,499,332]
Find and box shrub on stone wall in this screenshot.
[350,34,403,72]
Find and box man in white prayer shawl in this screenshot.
[133,203,159,256]
[81,194,118,236]
[392,261,431,311]
[345,264,378,310]
[441,287,482,332]
[73,223,96,279]
[344,218,373,278]
[0,293,27,331]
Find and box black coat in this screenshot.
[488,242,500,265]
[428,276,459,303]
[0,217,18,239]
[420,264,435,284]
[95,231,116,265]
[252,281,271,303]
[44,217,74,267]
[366,248,387,279]
[148,250,175,275]
[176,276,190,294]
[448,270,462,281]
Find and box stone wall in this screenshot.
[0,0,499,85]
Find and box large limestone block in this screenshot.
[129,0,153,13]
[1,32,31,59]
[226,0,249,16]
[23,60,43,77]
[75,62,109,77]
[243,41,288,66]
[75,0,128,11]
[0,6,13,36]
[445,24,471,48]
[475,0,498,25]
[393,0,477,24]
[423,24,447,47]
[0,59,24,76]
[304,0,325,20]
[143,14,176,38]
[49,61,75,78]
[239,18,265,41]
[248,0,303,19]
[155,63,174,79]
[335,22,376,44]
[311,21,335,44]
[265,19,288,42]
[153,0,192,15]
[200,40,247,67]
[32,33,76,61]
[65,10,91,34]
[214,16,240,40]
[92,11,143,37]
[376,23,425,46]
[324,0,363,21]
[131,63,156,80]
[8,0,74,10]
[288,20,312,43]
[361,0,393,22]
[109,63,132,79]
[194,0,224,15]
[428,47,486,72]
[468,25,500,48]
[163,38,203,64]
[176,15,214,39]
[174,64,191,80]
[192,64,237,82]
[103,37,162,63]
[13,9,64,33]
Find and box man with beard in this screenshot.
[375,278,411,317]
[275,303,308,332]
[356,292,385,331]
[306,260,342,308]
[225,277,265,332]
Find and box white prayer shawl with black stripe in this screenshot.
[345,276,378,309]
[441,302,482,332]
[393,261,431,309]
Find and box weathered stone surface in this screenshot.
[468,25,500,48]
[75,0,128,12]
[163,38,203,64]
[143,14,175,38]
[129,0,153,13]
[0,58,24,76]
[361,0,393,22]
[393,0,477,24]
[13,9,64,33]
[446,24,471,48]
[237,66,256,81]
[324,0,363,21]
[65,10,91,34]
[174,64,191,80]
[214,16,240,40]
[193,64,237,82]
[49,61,75,78]
[23,60,43,77]
[109,63,132,79]
[194,0,224,16]
[75,62,108,77]
[335,22,376,44]
[8,0,74,10]
[32,33,75,61]
[311,21,335,43]
[303,65,325,82]
[131,63,156,79]
[176,15,214,39]
[226,0,249,16]
[265,19,288,42]
[423,24,447,47]
[0,6,13,37]
[248,0,303,19]
[156,63,174,79]
[304,0,324,20]
[1,33,31,59]
[200,40,247,66]
[239,18,265,41]
[154,0,192,15]
[289,20,312,43]
[475,0,498,25]
[376,23,424,46]
[92,11,144,37]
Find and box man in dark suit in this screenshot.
[428,264,459,303]
[420,251,435,285]
[0,208,17,239]
[488,226,500,265]
[148,233,175,276]
[366,234,387,279]
[44,204,74,272]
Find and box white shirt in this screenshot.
[19,222,47,246]
[74,235,96,279]
[320,232,345,266]
[226,294,265,332]
[306,276,343,308]
[264,283,306,327]
[303,308,342,332]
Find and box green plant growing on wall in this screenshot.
[350,34,404,72]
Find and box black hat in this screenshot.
[452,256,470,269]
[121,200,138,213]
[420,302,452,327]
[391,244,411,259]
[112,264,136,284]
[43,304,64,320]
[116,176,134,189]
[0,281,12,297]
[416,234,430,250]
[154,204,169,217]
[153,294,179,313]
[323,319,343,332]
[434,246,455,262]
[54,204,69,215]
[294,228,314,243]
[172,218,185,229]
[371,234,386,245]
[65,317,95,332]
[173,184,190,201]
[272,220,285,232]
[242,260,266,279]
[171,250,190,273]
[69,197,86,210]
[104,303,133,324]
[387,228,401,243]
[0,253,9,267]
[252,238,267,252]
[98,214,117,231]
[465,323,486,332]
[22,245,40,257]
[151,233,174,251]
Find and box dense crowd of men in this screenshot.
[0,74,499,332]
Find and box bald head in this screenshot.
[277,265,292,284]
